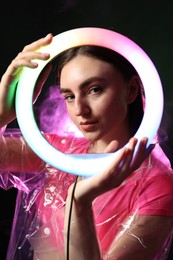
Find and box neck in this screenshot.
[88,132,131,154]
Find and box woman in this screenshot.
[0,32,173,260]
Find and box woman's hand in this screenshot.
[0,33,53,127]
[67,137,155,207]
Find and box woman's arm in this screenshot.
[0,35,53,180]
[108,214,173,259]
[64,137,155,259]
[0,34,54,173]
[65,203,173,260]
[0,136,45,173]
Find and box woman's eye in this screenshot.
[89,86,103,95]
[64,95,75,102]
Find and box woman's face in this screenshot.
[60,55,136,144]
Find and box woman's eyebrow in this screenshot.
[60,76,107,93]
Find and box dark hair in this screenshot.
[56,45,144,136]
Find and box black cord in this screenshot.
[66,175,79,260]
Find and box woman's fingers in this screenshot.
[22,33,53,52]
[5,34,53,78]
[104,137,153,182]
[104,140,119,153]
[113,138,138,183]
[33,63,52,102]
[130,137,154,172]
[92,139,137,191]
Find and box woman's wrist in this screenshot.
[66,190,92,218]
[64,196,101,259]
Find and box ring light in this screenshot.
[15,27,164,177]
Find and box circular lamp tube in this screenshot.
[15,27,164,177]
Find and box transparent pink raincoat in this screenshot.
[1,86,173,259]
[1,130,173,259]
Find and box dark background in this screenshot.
[0,0,173,259]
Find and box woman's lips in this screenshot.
[79,121,98,131]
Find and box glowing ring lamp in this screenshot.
[15,27,163,177]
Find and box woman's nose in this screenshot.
[74,98,90,116]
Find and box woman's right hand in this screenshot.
[0,33,53,127]
[67,137,154,208]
